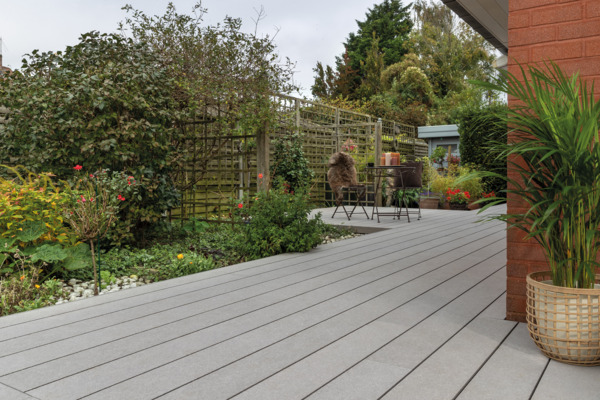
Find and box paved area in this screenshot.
[0,204,598,399]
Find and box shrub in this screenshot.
[97,244,216,282]
[456,104,507,195]
[235,184,324,260]
[0,32,181,236]
[0,166,91,277]
[270,133,315,192]
[0,250,66,316]
[430,166,483,200]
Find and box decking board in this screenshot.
[0,205,597,400]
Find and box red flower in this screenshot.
[74,165,83,171]
[89,174,94,178]
[237,203,243,209]
[258,173,263,179]
[117,194,125,201]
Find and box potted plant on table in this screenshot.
[476,61,600,365]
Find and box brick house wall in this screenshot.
[506,0,600,322]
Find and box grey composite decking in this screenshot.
[0,205,598,400]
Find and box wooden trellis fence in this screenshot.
[170,94,428,222]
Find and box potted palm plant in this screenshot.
[477,61,600,365]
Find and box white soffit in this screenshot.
[442,0,508,54]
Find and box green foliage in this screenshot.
[68,168,154,246]
[235,186,324,260]
[0,167,90,277]
[312,62,337,99]
[0,167,76,245]
[475,61,600,288]
[270,134,315,192]
[431,147,447,168]
[0,32,180,220]
[112,2,299,200]
[344,0,413,76]
[431,166,483,200]
[456,104,507,196]
[100,270,117,289]
[98,245,216,282]
[0,252,66,316]
[356,34,385,99]
[395,188,421,207]
[311,0,496,127]
[121,2,297,151]
[411,0,496,101]
[312,0,412,99]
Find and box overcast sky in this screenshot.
[0,0,385,98]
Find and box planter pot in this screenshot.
[467,201,480,210]
[526,271,600,366]
[449,203,468,210]
[419,197,439,209]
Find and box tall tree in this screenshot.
[311,62,336,99]
[410,0,495,99]
[311,0,412,100]
[356,34,385,98]
[344,0,413,73]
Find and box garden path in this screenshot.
[0,204,598,399]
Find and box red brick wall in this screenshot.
[507,0,600,321]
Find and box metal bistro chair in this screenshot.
[391,160,423,222]
[331,184,369,220]
[327,152,369,221]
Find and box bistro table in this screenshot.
[365,165,418,223]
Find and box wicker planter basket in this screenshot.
[526,271,600,366]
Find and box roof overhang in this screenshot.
[441,0,508,55]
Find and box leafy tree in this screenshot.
[120,2,297,189]
[0,32,180,231]
[409,0,497,122]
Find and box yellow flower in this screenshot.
[35,284,40,289]
[189,262,193,264]
[177,254,184,260]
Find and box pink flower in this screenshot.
[74,165,83,171]
[80,195,86,203]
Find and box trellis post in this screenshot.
[335,107,340,152]
[256,120,270,192]
[375,118,383,207]
[295,99,301,135]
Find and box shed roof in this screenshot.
[418,124,459,139]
